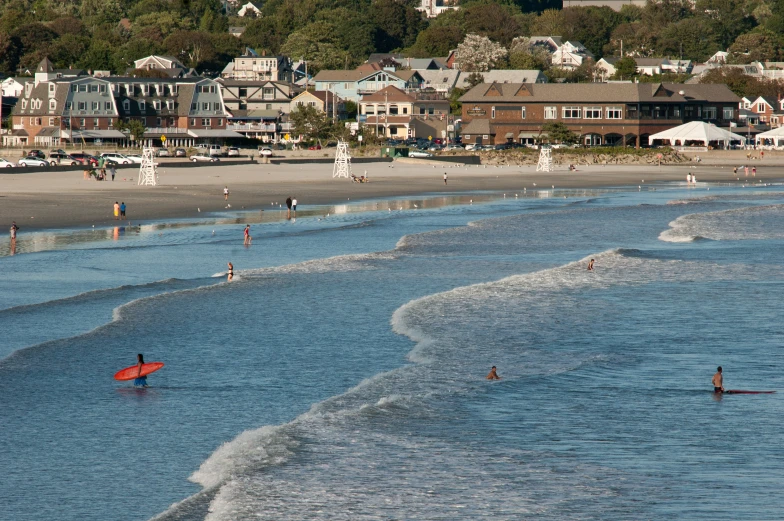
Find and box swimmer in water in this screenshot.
[712,366,724,393]
[134,353,148,387]
[227,262,234,281]
[487,366,501,380]
[588,259,594,271]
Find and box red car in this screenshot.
[70,152,100,166]
[308,144,322,150]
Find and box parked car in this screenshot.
[48,153,79,165]
[157,148,171,157]
[174,148,187,157]
[258,147,273,157]
[198,144,223,156]
[0,157,16,168]
[27,150,46,159]
[69,152,98,166]
[444,144,464,151]
[18,156,50,167]
[494,143,512,151]
[428,144,444,151]
[190,154,219,162]
[123,154,144,164]
[308,144,322,150]
[99,152,132,164]
[464,144,478,151]
[227,147,240,157]
[408,150,434,158]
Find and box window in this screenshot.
[49,117,55,126]
[49,99,56,110]
[464,135,470,140]
[108,119,114,127]
[80,85,87,92]
[78,101,87,111]
[217,118,223,126]
[166,101,174,110]
[584,106,601,119]
[562,106,581,118]
[92,102,99,110]
[757,102,765,112]
[238,88,247,98]
[390,105,399,115]
[99,84,106,93]
[491,106,495,119]
[140,101,146,112]
[191,103,197,111]
[214,102,221,110]
[123,100,130,111]
[263,87,274,99]
[154,100,161,110]
[723,107,734,120]
[90,85,98,93]
[365,106,374,115]
[35,117,41,125]
[190,118,196,125]
[105,102,112,110]
[79,118,85,126]
[49,83,55,93]
[71,85,78,92]
[606,106,622,119]
[265,104,272,110]
[202,102,209,110]
[65,102,71,110]
[29,117,34,125]
[202,118,211,127]
[403,107,408,115]
[22,99,27,109]
[704,107,717,119]
[156,118,162,126]
[521,106,526,119]
[544,106,557,119]
[93,118,99,126]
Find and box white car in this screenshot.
[258,147,272,157]
[190,154,219,162]
[124,154,144,164]
[408,150,434,158]
[227,147,240,157]
[100,153,132,165]
[0,157,16,168]
[18,157,50,167]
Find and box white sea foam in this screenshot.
[660,204,784,242]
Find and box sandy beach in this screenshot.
[1,156,782,231]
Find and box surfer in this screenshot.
[587,259,594,271]
[135,354,149,387]
[486,366,501,380]
[227,262,234,281]
[712,366,724,393]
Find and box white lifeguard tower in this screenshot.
[536,145,553,172]
[332,140,352,179]
[138,147,158,186]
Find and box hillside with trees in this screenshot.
[0,0,781,93]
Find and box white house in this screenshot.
[133,55,186,71]
[551,41,594,70]
[2,77,27,98]
[416,0,459,18]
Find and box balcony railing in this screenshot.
[146,127,188,134]
[228,123,277,132]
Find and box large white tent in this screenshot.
[755,127,784,147]
[649,121,744,148]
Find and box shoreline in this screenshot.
[2,160,783,232]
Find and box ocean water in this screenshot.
[2,183,784,521]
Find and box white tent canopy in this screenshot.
[755,127,784,147]
[649,121,744,148]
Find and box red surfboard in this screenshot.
[724,390,776,394]
[114,362,165,381]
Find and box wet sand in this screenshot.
[1,159,781,231]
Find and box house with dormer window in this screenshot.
[749,96,778,123]
[551,41,594,70]
[314,68,424,102]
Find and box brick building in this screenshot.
[458,82,740,147]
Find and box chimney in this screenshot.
[262,49,266,57]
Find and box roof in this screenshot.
[455,70,545,89]
[37,57,54,74]
[367,53,404,64]
[634,58,670,67]
[461,119,492,134]
[459,82,739,104]
[649,121,744,143]
[418,69,461,88]
[390,70,421,82]
[313,70,367,82]
[360,85,414,103]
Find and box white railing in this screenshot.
[228,123,277,132]
[146,127,188,134]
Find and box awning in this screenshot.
[518,132,539,139]
[10,129,29,136]
[142,130,189,138]
[505,132,514,138]
[36,127,61,137]
[187,129,245,138]
[69,130,127,139]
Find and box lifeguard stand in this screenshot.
[138,147,157,186]
[333,140,352,179]
[536,145,553,172]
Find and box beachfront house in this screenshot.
[221,49,293,82]
[314,68,424,102]
[359,85,450,139]
[458,82,739,147]
[291,90,345,118]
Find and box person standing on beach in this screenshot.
[444,172,448,185]
[752,166,756,177]
[486,366,501,380]
[227,262,234,281]
[110,164,116,181]
[686,173,691,185]
[286,196,292,219]
[243,225,252,245]
[744,165,749,177]
[113,201,120,220]
[120,202,126,219]
[712,366,724,393]
[224,186,230,201]
[292,197,298,217]
[733,166,737,175]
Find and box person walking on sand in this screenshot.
[752,166,756,177]
[113,201,120,220]
[243,224,252,245]
[292,197,298,217]
[227,262,234,281]
[444,172,448,185]
[224,186,230,201]
[712,366,724,393]
[487,366,501,380]
[588,259,594,271]
[110,164,116,181]
[286,196,292,219]
[120,202,126,219]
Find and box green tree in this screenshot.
[694,0,756,49]
[464,71,485,88]
[343,100,358,120]
[728,30,781,63]
[371,0,425,52]
[290,104,333,143]
[79,0,124,26]
[542,122,578,144]
[280,21,344,72]
[463,2,521,47]
[163,30,216,68]
[657,18,718,62]
[118,119,147,143]
[611,56,637,80]
[530,8,564,36]
[241,17,287,55]
[561,6,621,59]
[449,86,466,115]
[603,21,657,57]
[408,25,464,58]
